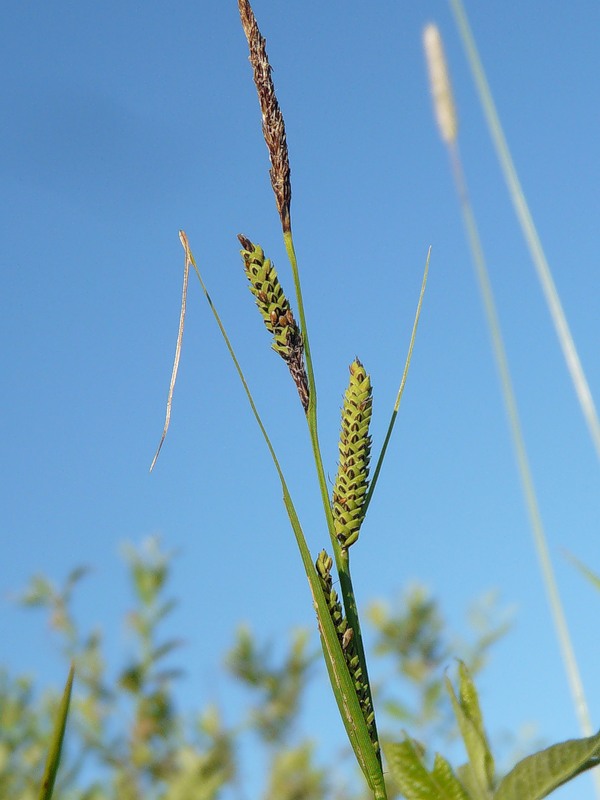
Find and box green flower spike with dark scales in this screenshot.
[239,233,309,412]
[332,359,373,549]
[316,550,379,755]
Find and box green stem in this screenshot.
[283,228,381,767]
[282,231,342,561]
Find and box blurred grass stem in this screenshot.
[449,0,600,464]
[449,142,593,745]
[424,21,595,757]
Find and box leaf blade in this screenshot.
[37,663,74,800]
[494,731,600,800]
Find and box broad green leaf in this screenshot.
[494,730,600,800]
[37,663,74,800]
[445,663,494,798]
[385,738,469,800]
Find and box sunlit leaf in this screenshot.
[37,663,74,800]
[494,730,600,800]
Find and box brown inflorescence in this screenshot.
[238,0,292,232]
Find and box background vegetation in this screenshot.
[1,538,509,800]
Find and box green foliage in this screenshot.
[6,542,600,799]
[264,743,327,800]
[226,624,314,743]
[4,540,237,800]
[385,663,600,800]
[2,540,511,800]
[368,586,509,746]
[385,738,470,800]
[0,671,51,800]
[494,732,600,800]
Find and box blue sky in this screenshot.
[2,2,599,797]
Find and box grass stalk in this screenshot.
[449,0,600,464]
[423,22,596,763]
[283,229,381,764]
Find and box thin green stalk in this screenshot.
[182,231,386,799]
[283,233,430,773]
[449,0,600,464]
[282,229,380,759]
[282,233,339,556]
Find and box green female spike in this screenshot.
[239,234,309,411]
[316,550,379,755]
[332,359,373,549]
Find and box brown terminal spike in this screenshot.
[238,0,292,233]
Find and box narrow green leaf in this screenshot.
[457,763,488,800]
[385,739,471,800]
[494,730,600,800]
[564,550,600,592]
[445,663,494,798]
[363,247,430,523]
[432,754,473,800]
[385,739,438,800]
[37,663,74,800]
[150,638,184,663]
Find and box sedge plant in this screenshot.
[150,3,600,799]
[152,2,428,796]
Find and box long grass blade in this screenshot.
[38,663,74,800]
[364,247,430,517]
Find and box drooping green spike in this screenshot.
[239,234,309,412]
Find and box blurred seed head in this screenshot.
[423,23,458,145]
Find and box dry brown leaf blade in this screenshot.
[149,234,190,472]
